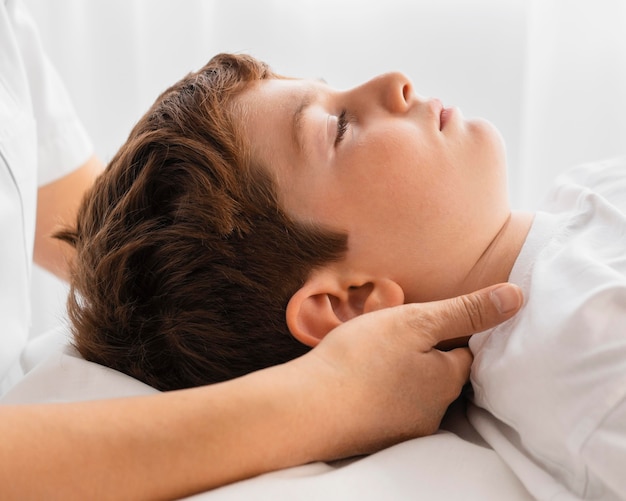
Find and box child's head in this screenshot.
[58,53,348,390]
[60,53,511,391]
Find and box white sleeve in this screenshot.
[7,0,93,186]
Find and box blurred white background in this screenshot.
[23,0,626,336]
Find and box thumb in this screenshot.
[404,283,523,350]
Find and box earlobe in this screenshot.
[286,272,405,348]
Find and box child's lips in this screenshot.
[425,97,455,131]
[429,98,447,131]
[440,107,452,130]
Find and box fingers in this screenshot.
[402,283,523,349]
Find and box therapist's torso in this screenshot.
[0,0,92,392]
[1,0,38,391]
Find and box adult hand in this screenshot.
[292,282,523,460]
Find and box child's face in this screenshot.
[236,73,510,302]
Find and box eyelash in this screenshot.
[335,110,349,146]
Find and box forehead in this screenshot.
[234,78,323,180]
[235,77,318,140]
[236,77,323,115]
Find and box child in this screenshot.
[59,53,625,499]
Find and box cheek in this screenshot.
[338,131,446,223]
[349,126,433,184]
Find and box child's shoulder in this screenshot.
[546,156,626,214]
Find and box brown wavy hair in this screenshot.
[56,53,347,391]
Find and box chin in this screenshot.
[469,117,507,171]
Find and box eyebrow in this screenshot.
[292,89,316,155]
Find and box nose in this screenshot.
[367,72,414,114]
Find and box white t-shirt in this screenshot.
[469,157,626,500]
[0,0,92,392]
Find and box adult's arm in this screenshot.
[34,154,103,280]
[0,283,522,500]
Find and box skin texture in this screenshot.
[236,74,533,345]
[0,283,522,500]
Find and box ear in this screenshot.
[286,270,404,347]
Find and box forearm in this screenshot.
[0,361,330,500]
[34,154,103,280]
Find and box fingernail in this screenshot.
[490,285,521,314]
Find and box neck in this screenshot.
[459,211,534,294]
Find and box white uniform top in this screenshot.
[0,0,92,392]
[469,157,626,500]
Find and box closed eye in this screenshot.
[335,110,349,146]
